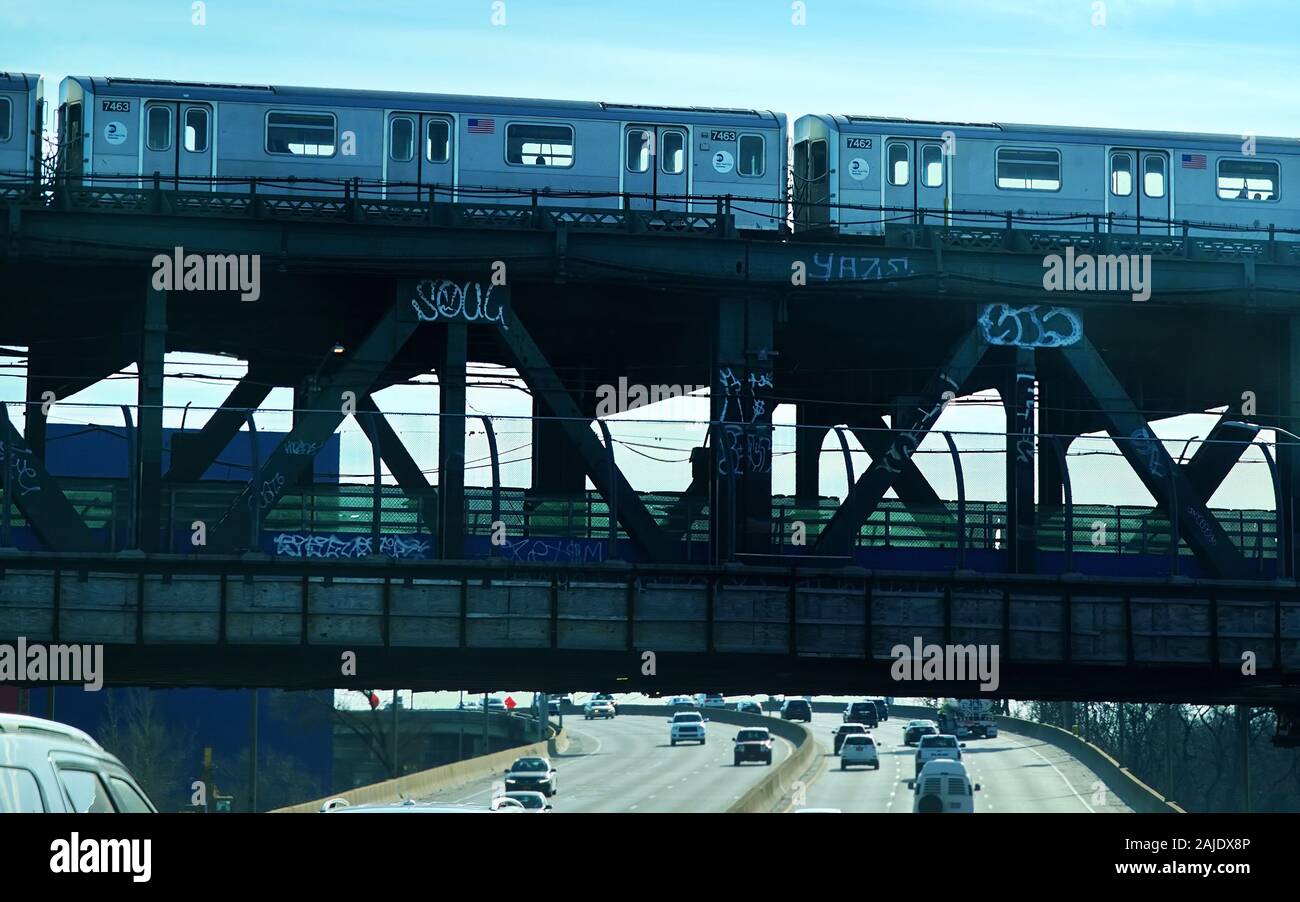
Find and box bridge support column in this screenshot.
[137,281,167,551]
[531,397,588,497]
[711,295,774,561]
[1005,349,1036,572]
[1036,377,1065,520]
[1280,318,1300,579]
[794,404,827,504]
[437,324,467,560]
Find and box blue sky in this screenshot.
[0,0,1285,509]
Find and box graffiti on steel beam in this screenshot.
[810,253,912,282]
[978,304,1082,348]
[1014,373,1035,464]
[272,532,432,559]
[1185,505,1218,546]
[717,367,773,476]
[501,537,604,564]
[0,439,41,496]
[1127,426,1166,479]
[281,440,322,456]
[246,472,286,510]
[878,374,958,475]
[411,279,508,329]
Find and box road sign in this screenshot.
[505,696,516,710]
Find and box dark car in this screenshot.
[780,699,813,722]
[904,721,938,746]
[733,728,775,765]
[871,699,889,722]
[831,722,869,754]
[503,756,558,797]
[843,701,879,727]
[736,701,764,715]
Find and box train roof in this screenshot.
[805,113,1300,152]
[62,76,784,127]
[0,72,41,88]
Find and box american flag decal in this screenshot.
[1181,153,1207,169]
[467,118,495,134]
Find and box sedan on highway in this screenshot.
[733,728,774,765]
[904,720,938,746]
[780,699,812,722]
[502,791,552,812]
[735,701,763,715]
[584,699,616,720]
[831,722,870,754]
[504,756,558,797]
[667,695,696,708]
[669,711,708,745]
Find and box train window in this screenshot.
[1217,158,1278,201]
[0,97,10,142]
[389,117,415,162]
[626,129,651,173]
[146,106,172,152]
[810,139,828,180]
[921,143,944,187]
[427,119,450,163]
[738,134,765,177]
[1143,155,1166,198]
[265,111,336,156]
[184,108,208,153]
[506,123,574,167]
[887,141,910,186]
[996,147,1060,190]
[661,131,685,174]
[1110,153,1132,196]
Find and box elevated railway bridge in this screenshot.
[0,175,1298,733]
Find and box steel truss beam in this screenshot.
[355,394,438,536]
[0,405,98,550]
[166,376,274,482]
[813,327,987,556]
[495,305,675,563]
[1059,338,1251,579]
[848,418,958,545]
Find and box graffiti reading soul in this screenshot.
[410,279,508,329]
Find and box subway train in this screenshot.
[1,71,1297,239]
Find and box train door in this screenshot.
[623,124,689,212]
[1108,148,1170,234]
[385,111,455,200]
[142,100,213,189]
[882,137,949,225]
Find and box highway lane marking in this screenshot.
[1001,733,1095,813]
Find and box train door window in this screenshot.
[738,134,765,177]
[265,111,336,156]
[184,108,209,153]
[626,129,651,173]
[810,139,827,180]
[0,97,10,142]
[1217,158,1279,201]
[507,123,573,167]
[57,768,116,813]
[426,118,451,163]
[996,148,1060,190]
[1110,152,1132,195]
[1143,155,1166,198]
[887,141,910,186]
[921,143,944,187]
[146,106,172,152]
[661,130,685,174]
[389,117,415,162]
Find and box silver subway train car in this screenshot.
[793,114,1300,239]
[0,71,44,189]
[55,76,788,230]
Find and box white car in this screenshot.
[912,759,980,813]
[490,796,527,812]
[839,734,880,770]
[501,791,552,812]
[910,734,965,782]
[667,695,697,708]
[668,711,708,745]
[695,693,726,708]
[584,699,616,720]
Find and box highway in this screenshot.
[794,709,1133,813]
[416,704,795,813]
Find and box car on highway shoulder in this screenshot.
[504,756,558,796]
[780,698,812,722]
[910,734,965,783]
[668,710,708,746]
[735,700,763,715]
[843,701,879,727]
[839,734,880,770]
[696,693,727,708]
[667,694,696,708]
[0,713,157,813]
[912,759,980,813]
[904,719,938,746]
[584,698,616,720]
[831,722,870,754]
[502,790,552,812]
[733,727,775,765]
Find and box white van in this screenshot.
[911,760,980,813]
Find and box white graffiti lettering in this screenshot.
[978,304,1083,348]
[272,532,432,559]
[810,253,912,283]
[501,537,605,564]
[411,279,508,329]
